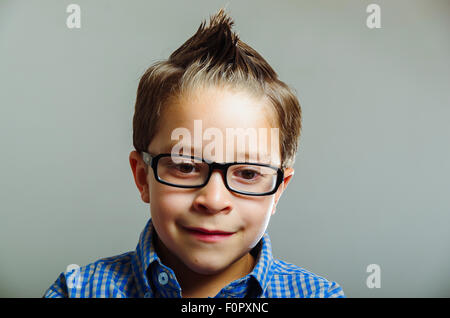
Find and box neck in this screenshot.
[155,237,256,298]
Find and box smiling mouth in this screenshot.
[184,227,235,235]
[183,226,235,242]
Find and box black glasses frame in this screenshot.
[141,152,284,196]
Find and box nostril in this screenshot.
[193,197,232,215]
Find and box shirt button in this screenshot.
[158,272,169,285]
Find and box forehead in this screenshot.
[149,86,280,164]
[166,86,275,129]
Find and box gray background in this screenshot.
[1,0,449,297]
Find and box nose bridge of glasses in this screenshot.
[205,161,229,185]
[209,161,231,172]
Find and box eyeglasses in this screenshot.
[141,152,284,196]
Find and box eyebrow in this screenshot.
[163,143,274,163]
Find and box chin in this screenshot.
[185,256,231,276]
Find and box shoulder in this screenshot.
[43,251,137,298]
[266,258,345,298]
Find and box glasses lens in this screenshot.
[157,156,209,186]
[227,164,278,194]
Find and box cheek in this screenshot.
[149,182,192,222]
[237,196,275,244]
[148,184,196,248]
[239,195,275,222]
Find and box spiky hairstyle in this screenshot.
[133,8,302,168]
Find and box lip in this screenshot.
[183,226,235,242]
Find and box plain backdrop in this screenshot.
[1,0,449,297]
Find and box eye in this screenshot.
[234,168,262,180]
[173,163,197,174]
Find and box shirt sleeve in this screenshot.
[324,281,345,298]
[43,272,69,298]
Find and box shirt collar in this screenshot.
[132,218,274,298]
[248,231,275,295]
[130,218,159,297]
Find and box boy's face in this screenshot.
[129,86,294,276]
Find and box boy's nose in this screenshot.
[192,171,233,215]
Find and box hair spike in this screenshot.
[169,8,239,70]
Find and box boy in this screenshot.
[44,9,344,298]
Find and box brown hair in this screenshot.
[132,8,302,168]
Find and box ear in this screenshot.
[129,151,150,203]
[271,167,294,215]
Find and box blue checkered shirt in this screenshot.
[43,218,345,298]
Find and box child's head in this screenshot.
[129,9,301,276]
